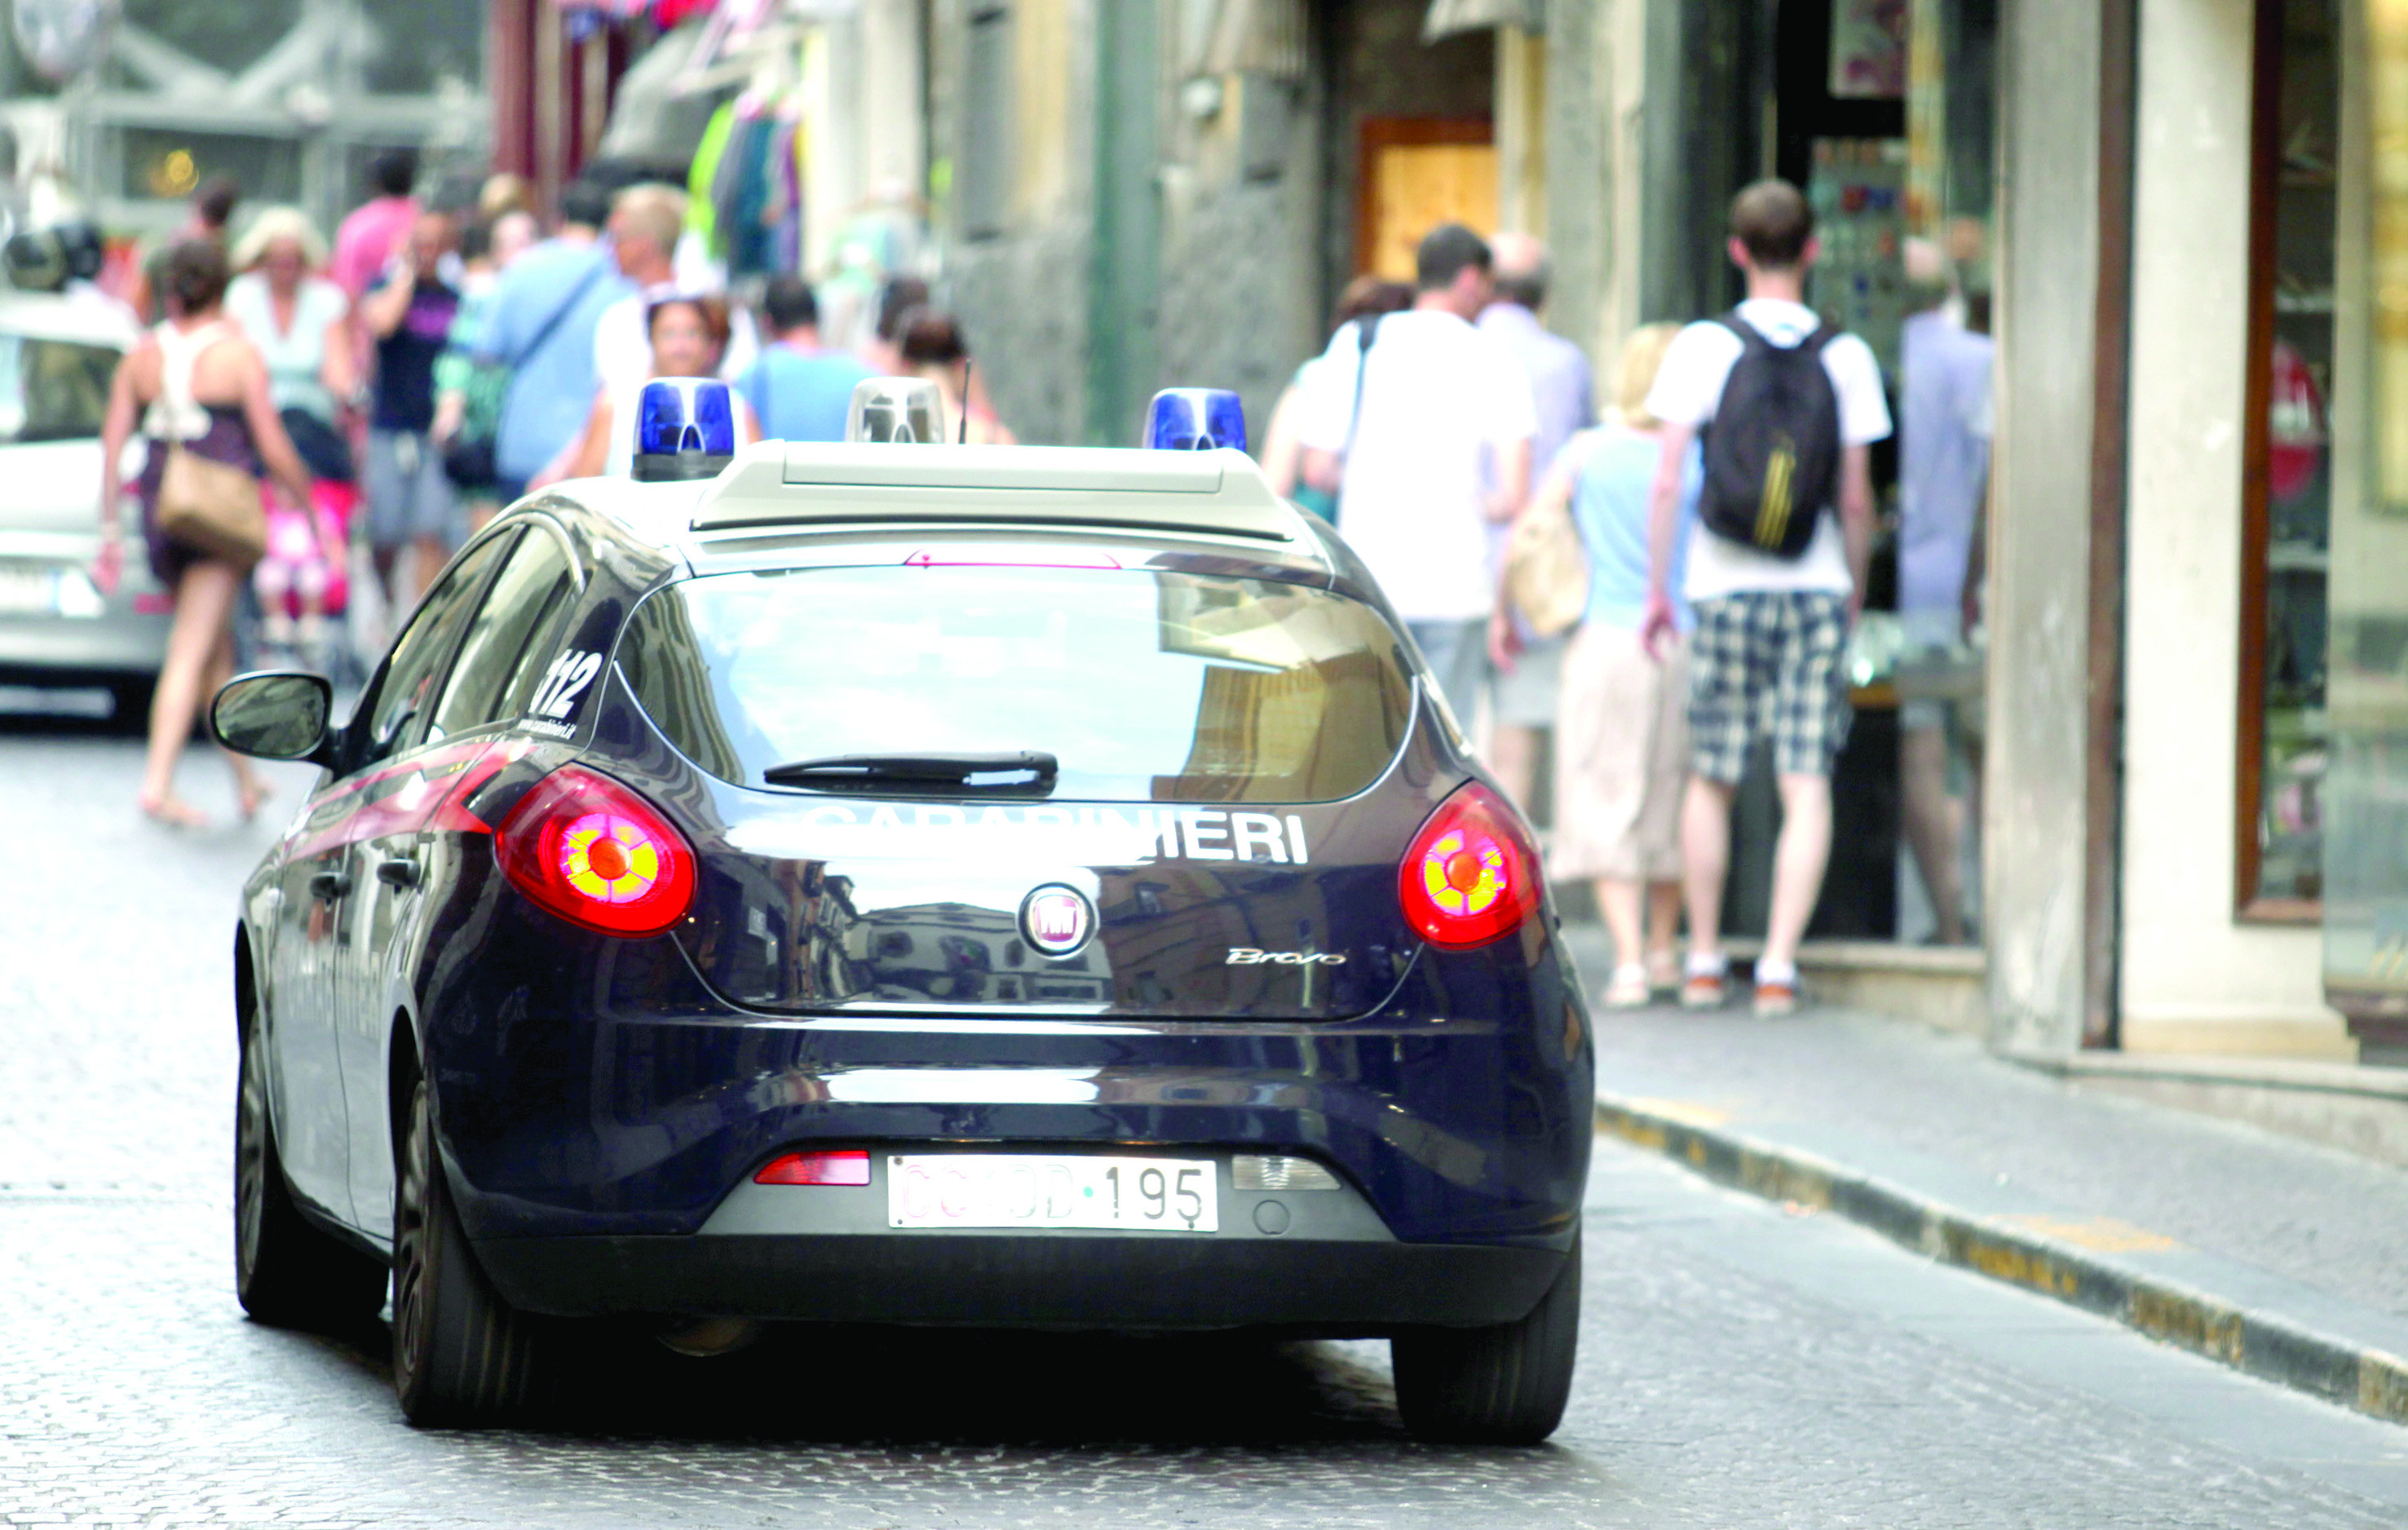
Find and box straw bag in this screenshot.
[146,321,266,565]
[1502,493,1589,639]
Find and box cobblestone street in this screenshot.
[7,720,2408,1528]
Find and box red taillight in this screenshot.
[1398,782,1543,949]
[754,1149,872,1186]
[494,764,696,937]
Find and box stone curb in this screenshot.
[1594,1090,2408,1427]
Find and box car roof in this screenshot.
[521,440,1335,582]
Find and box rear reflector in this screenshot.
[754,1150,872,1187]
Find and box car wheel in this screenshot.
[392,1076,542,1427]
[1390,1227,1582,1444]
[234,1002,387,1330]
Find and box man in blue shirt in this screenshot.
[737,276,877,442]
[476,180,630,498]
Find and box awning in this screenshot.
[1194,0,1309,82]
[1421,0,1545,43]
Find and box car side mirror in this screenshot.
[210,670,335,767]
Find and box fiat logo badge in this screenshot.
[1020,884,1095,957]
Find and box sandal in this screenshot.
[1602,964,1651,1010]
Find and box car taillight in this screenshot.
[754,1149,872,1186]
[1398,782,1543,950]
[494,764,696,937]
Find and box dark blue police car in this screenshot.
[211,383,1592,1441]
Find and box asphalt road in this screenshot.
[5,712,2406,1528]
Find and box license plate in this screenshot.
[0,565,55,616]
[887,1153,1218,1232]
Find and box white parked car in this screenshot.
[0,290,166,720]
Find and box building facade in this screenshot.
[808,0,2408,1072]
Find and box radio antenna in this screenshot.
[959,360,973,443]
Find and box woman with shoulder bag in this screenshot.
[1543,323,1703,1008]
[99,241,317,828]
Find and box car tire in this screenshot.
[234,1003,388,1331]
[1390,1227,1582,1444]
[392,1076,543,1428]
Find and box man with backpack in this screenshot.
[1640,179,1892,1015]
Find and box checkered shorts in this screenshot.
[1687,590,1853,783]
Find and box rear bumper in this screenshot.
[422,882,1594,1251]
[475,1229,1566,1332]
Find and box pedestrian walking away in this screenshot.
[1260,275,1412,521]
[1641,179,1890,1016]
[736,274,877,443]
[360,207,464,608]
[1297,223,1539,736]
[1545,322,1701,1009]
[1896,237,1995,948]
[1480,232,1597,814]
[95,241,316,828]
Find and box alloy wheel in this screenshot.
[392,1082,432,1381]
[235,1011,269,1283]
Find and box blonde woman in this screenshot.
[1538,324,1702,1007]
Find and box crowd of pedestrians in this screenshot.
[101,148,985,828]
[1303,179,1986,1015]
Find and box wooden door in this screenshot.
[1355,118,1496,281]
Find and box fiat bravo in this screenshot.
[212,390,1591,1441]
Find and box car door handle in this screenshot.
[376,858,421,890]
[308,871,352,900]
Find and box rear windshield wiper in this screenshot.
[762,750,1060,794]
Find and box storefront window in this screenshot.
[2324,0,2408,1062]
[2240,0,2340,914]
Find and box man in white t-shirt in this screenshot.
[1639,179,1893,1015]
[1298,223,1539,731]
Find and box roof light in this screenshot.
[846,378,949,444]
[496,765,696,936]
[1398,783,1543,950]
[633,377,736,483]
[754,1149,872,1187]
[1143,388,1247,453]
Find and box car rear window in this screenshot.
[619,564,1416,803]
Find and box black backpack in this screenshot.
[1697,312,1843,558]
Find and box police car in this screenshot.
[211,380,1592,1441]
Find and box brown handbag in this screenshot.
[156,443,267,565]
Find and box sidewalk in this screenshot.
[1558,922,2408,1426]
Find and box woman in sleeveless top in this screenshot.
[99,241,317,829]
[542,294,758,484]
